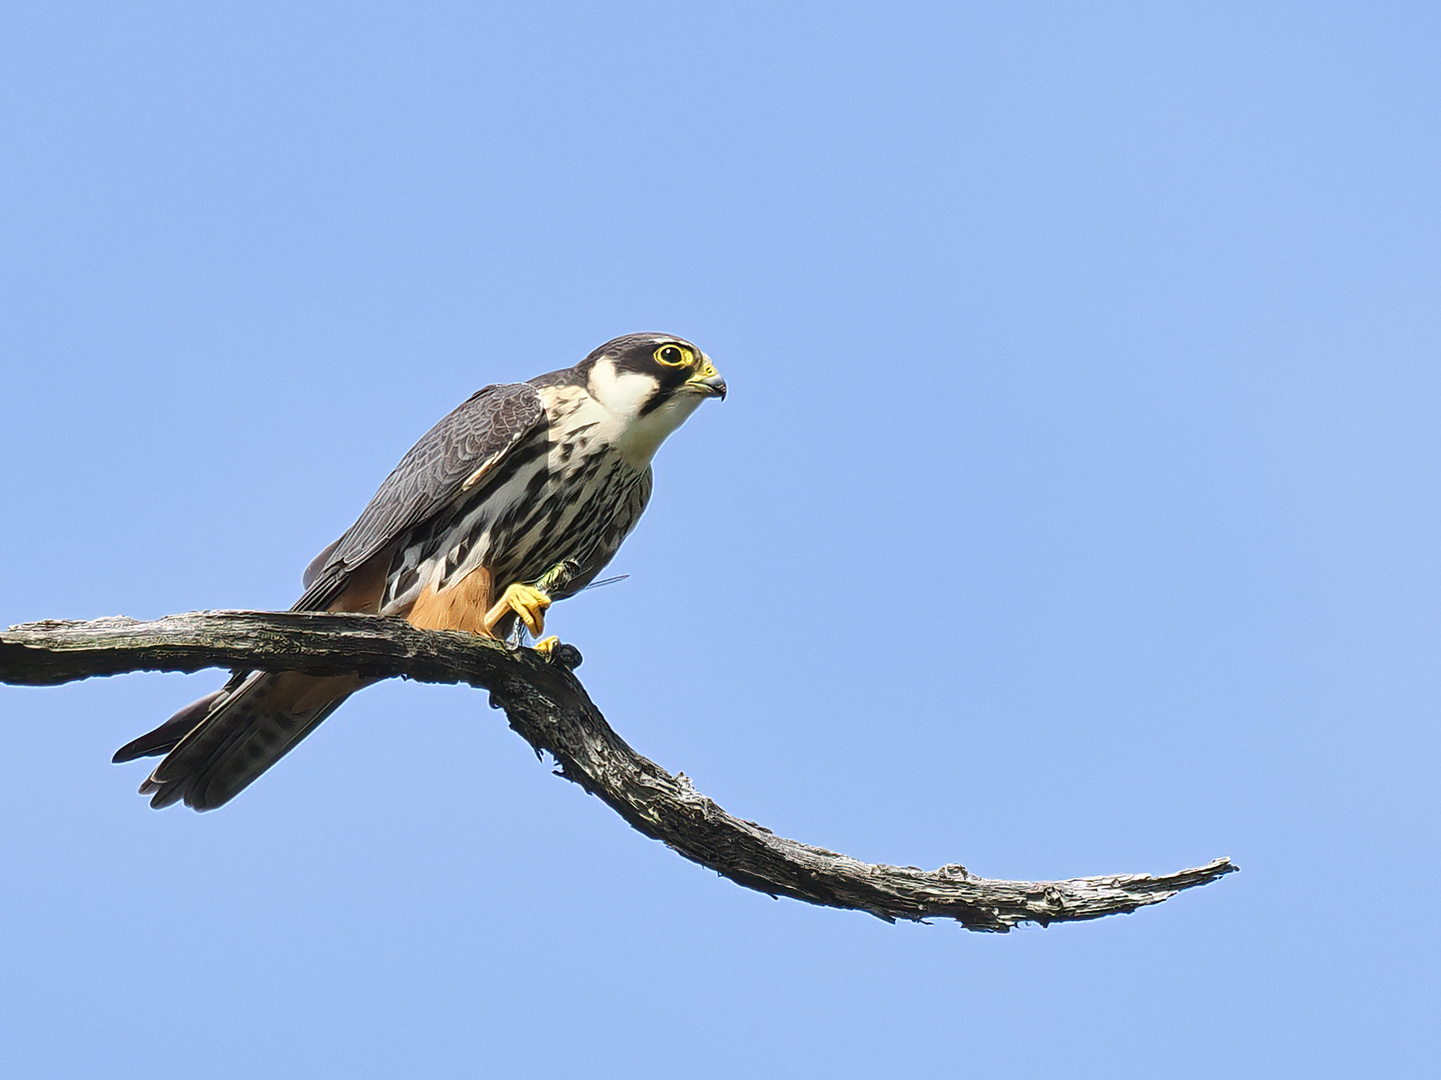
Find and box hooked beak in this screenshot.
[686,358,727,400]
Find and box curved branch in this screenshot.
[1,610,1236,931]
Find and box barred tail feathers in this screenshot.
[132,671,370,811]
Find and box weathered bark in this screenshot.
[1,610,1236,931]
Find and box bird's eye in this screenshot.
[654,344,694,367]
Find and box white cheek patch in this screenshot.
[584,354,709,466]
[588,358,657,421]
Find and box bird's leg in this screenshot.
[531,635,561,657]
[482,560,580,644]
[482,583,551,638]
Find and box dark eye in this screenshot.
[654,343,693,367]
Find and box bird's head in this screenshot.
[583,332,726,463]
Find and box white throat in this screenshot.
[587,357,704,466]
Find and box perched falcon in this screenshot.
[113,333,726,810]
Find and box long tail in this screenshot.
[113,671,370,810]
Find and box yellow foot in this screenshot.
[532,635,560,657]
[482,583,551,638]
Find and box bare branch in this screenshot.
[1,610,1236,931]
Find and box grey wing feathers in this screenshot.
[112,688,227,763]
[297,382,545,608]
[302,538,342,588]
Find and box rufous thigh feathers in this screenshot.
[404,564,496,635]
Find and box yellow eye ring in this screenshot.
[654,343,695,368]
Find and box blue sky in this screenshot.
[2,2,1437,1076]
